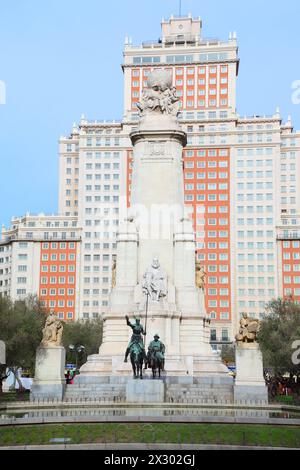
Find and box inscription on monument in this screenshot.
[148,141,165,156]
[143,140,173,163]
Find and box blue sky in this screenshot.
[0,0,299,227]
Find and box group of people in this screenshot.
[265,374,300,398]
[65,370,77,385]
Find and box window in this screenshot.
[18,265,27,272]
[221,329,229,341]
[17,289,26,296]
[210,329,217,341]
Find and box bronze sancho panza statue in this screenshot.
[147,334,165,379]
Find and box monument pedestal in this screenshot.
[234,343,268,404]
[126,379,165,403]
[30,346,66,401]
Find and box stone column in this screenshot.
[234,343,268,404]
[130,114,187,285]
[97,219,139,358]
[115,219,139,289]
[174,218,204,314]
[174,219,195,288]
[0,340,5,366]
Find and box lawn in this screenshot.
[0,423,299,448]
[0,391,30,403]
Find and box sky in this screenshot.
[0,0,300,227]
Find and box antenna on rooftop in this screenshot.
[179,0,182,17]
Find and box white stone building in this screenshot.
[58,120,129,319]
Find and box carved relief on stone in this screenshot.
[41,312,63,347]
[137,70,180,117]
[148,141,165,156]
[235,313,260,344]
[142,258,167,302]
[195,261,206,290]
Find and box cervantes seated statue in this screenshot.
[41,311,63,347]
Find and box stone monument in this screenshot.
[31,312,66,401]
[234,314,268,404]
[0,340,5,366]
[71,70,232,402]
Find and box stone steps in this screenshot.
[63,378,234,404]
[64,383,126,401]
[65,390,125,396]
[166,383,234,403]
[66,385,124,391]
[167,385,233,392]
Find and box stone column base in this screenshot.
[30,346,66,401]
[31,383,66,401]
[234,384,268,404]
[234,342,268,404]
[126,379,165,403]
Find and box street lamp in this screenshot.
[68,344,85,370]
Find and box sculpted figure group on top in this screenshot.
[136,70,180,117]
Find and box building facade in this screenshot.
[58,120,129,320]
[0,214,81,321]
[2,15,300,344]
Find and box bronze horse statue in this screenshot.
[147,350,164,379]
[130,343,144,379]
